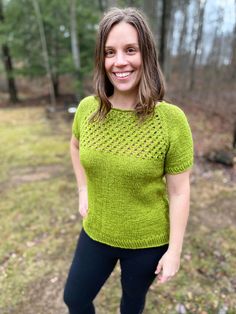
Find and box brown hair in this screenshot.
[91,7,165,122]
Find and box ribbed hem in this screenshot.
[165,159,193,175]
[83,223,169,249]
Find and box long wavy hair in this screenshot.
[91,7,165,122]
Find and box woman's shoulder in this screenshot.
[155,100,189,124]
[156,100,185,115]
[73,95,99,120]
[77,95,99,110]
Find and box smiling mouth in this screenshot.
[113,71,132,78]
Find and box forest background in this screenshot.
[0,0,236,313]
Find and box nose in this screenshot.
[114,51,128,67]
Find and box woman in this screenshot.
[64,7,193,314]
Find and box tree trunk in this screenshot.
[159,0,172,75]
[70,0,80,72]
[177,0,189,56]
[52,75,59,99]
[165,3,176,82]
[70,0,82,100]
[189,0,207,91]
[143,0,156,30]
[32,0,56,107]
[0,0,18,103]
[128,0,135,5]
[230,10,236,79]
[231,1,236,148]
[98,0,105,12]
[177,0,190,87]
[107,0,117,7]
[207,8,223,67]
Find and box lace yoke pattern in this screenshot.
[80,108,168,160]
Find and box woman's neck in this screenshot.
[109,92,138,110]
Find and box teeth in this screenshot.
[115,72,131,78]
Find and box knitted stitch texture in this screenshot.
[72,96,194,249]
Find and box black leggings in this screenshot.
[64,228,168,314]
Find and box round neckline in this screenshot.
[111,106,136,112]
[110,101,164,113]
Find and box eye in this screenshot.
[105,49,115,57]
[127,47,136,54]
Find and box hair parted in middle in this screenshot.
[91,7,165,122]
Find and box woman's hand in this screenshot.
[78,186,88,218]
[154,250,181,284]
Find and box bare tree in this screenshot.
[166,1,179,81]
[207,7,224,67]
[189,0,207,91]
[32,0,56,107]
[159,0,172,75]
[143,0,157,32]
[70,0,82,100]
[0,0,18,103]
[70,0,80,73]
[230,1,236,79]
[177,0,190,56]
[232,0,236,149]
[176,0,191,87]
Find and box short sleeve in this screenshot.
[72,96,93,140]
[72,103,82,140]
[164,105,194,174]
[72,96,99,140]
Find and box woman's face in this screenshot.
[104,22,142,97]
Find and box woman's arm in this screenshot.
[155,170,191,284]
[70,135,88,217]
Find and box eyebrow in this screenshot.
[105,43,139,48]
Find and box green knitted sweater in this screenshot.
[72,96,193,249]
